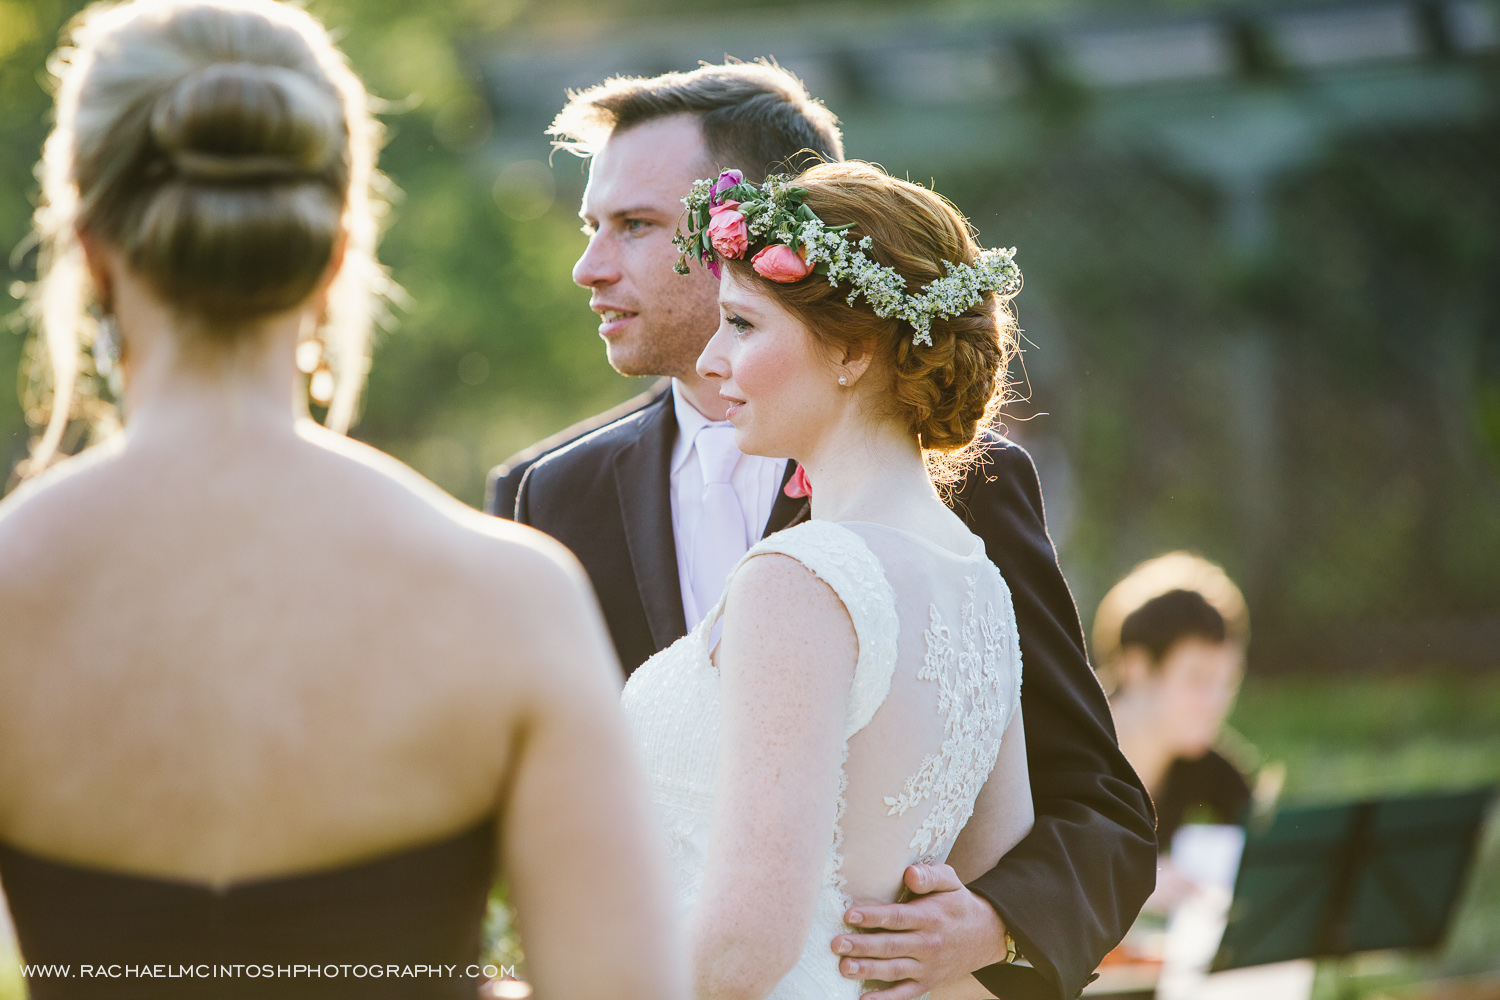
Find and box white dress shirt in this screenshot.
[670,380,789,628]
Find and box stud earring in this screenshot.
[837,374,848,386]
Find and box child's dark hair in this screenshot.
[1118,589,1228,664]
[1092,552,1248,694]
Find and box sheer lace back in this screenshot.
[834,523,1023,906]
[621,519,1024,1000]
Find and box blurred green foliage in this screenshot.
[926,120,1500,656]
[296,0,652,500]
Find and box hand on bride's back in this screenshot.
[833,864,1006,1000]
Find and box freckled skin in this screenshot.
[695,269,852,462]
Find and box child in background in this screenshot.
[1095,553,1257,907]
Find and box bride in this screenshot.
[623,161,1034,1000]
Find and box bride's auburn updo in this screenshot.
[25,0,388,471]
[719,161,1018,485]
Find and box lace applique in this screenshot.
[883,572,1015,862]
[826,746,851,900]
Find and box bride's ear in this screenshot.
[835,342,874,388]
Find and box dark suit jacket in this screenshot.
[486,386,1156,1000]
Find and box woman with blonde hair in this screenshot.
[0,2,682,997]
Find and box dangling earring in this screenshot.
[92,313,125,400]
[296,331,335,405]
[93,315,120,377]
[837,374,848,386]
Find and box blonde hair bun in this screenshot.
[150,62,344,179]
[130,58,349,319]
[25,0,391,473]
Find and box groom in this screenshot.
[486,63,1155,1000]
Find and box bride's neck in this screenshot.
[801,410,939,525]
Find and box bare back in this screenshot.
[0,421,599,882]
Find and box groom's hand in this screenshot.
[831,863,1007,1000]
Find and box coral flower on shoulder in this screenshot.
[751,243,814,283]
[707,201,749,259]
[783,464,812,498]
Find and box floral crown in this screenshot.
[672,169,1021,346]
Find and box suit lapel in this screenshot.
[762,460,811,538]
[612,391,689,651]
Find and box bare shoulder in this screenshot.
[306,426,595,603]
[284,429,623,707]
[720,552,856,669]
[729,551,841,608]
[0,443,126,581]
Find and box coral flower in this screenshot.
[751,244,813,283]
[707,201,749,259]
[783,464,812,498]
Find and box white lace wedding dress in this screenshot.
[622,519,1025,1000]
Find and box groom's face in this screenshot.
[572,114,722,379]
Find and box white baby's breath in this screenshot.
[677,172,1021,344]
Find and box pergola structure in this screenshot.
[474,0,1498,251]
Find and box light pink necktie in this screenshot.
[690,425,749,625]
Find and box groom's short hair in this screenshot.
[549,61,844,182]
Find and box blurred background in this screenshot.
[1,0,1498,997]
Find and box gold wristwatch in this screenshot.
[1003,931,1019,964]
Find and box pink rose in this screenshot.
[707,201,748,259]
[783,464,811,498]
[751,243,814,283]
